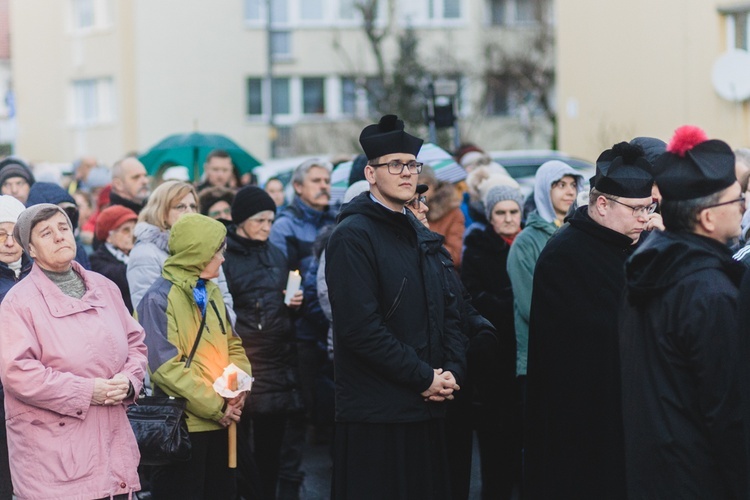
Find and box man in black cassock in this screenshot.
[524,142,658,499]
[326,115,466,500]
[620,126,748,498]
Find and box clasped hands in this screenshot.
[91,373,132,406]
[421,368,460,402]
[218,391,247,428]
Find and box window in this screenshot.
[244,0,263,21]
[302,78,326,114]
[71,78,114,126]
[341,77,357,115]
[490,0,505,24]
[270,31,292,59]
[247,78,263,115]
[441,0,461,19]
[726,11,750,50]
[271,0,289,24]
[339,0,359,20]
[402,0,462,23]
[272,78,290,115]
[241,0,378,26]
[72,0,94,30]
[366,77,385,115]
[515,0,535,23]
[70,0,111,32]
[485,75,511,116]
[300,0,324,21]
[489,0,542,25]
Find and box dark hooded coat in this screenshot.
[620,230,748,499]
[525,206,633,499]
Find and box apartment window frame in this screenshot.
[722,6,750,51]
[246,78,264,116]
[242,0,385,28]
[271,77,292,116]
[302,77,326,115]
[488,0,544,26]
[70,77,115,127]
[400,0,464,26]
[69,0,112,34]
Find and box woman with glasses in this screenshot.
[126,181,235,323]
[0,195,29,500]
[0,203,147,499]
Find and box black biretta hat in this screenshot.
[653,125,736,201]
[593,142,654,198]
[630,137,666,166]
[359,115,423,161]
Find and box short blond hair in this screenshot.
[138,180,198,230]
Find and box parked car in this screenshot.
[490,150,595,206]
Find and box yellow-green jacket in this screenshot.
[136,214,251,432]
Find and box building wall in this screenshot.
[557,0,750,162]
[11,0,555,167]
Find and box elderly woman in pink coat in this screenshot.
[0,203,148,500]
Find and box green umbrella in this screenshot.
[138,132,262,181]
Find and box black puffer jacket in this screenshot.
[222,227,303,415]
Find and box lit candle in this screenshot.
[284,270,301,305]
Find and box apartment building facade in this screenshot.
[10,0,554,167]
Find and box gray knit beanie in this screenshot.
[0,160,35,186]
[13,203,73,253]
[483,185,525,221]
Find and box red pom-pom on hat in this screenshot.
[666,125,708,157]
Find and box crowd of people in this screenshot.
[2,115,750,500]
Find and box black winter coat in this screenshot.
[222,228,303,415]
[326,192,467,423]
[461,225,516,411]
[621,230,748,499]
[525,206,632,500]
[461,226,515,347]
[89,245,133,313]
[0,253,31,304]
[0,253,32,428]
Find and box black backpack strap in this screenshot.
[209,300,227,335]
[184,306,209,368]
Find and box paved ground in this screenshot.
[298,436,483,500]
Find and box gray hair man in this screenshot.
[110,157,150,214]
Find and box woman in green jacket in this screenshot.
[137,213,252,499]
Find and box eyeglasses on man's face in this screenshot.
[370,160,423,175]
[605,197,658,217]
[700,194,746,211]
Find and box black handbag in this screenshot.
[126,395,190,465]
[126,299,218,465]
